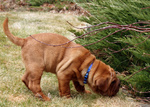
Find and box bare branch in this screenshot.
[31,21,150,48]
[107,35,150,54]
[125,65,150,81]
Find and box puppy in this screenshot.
[3,18,120,101]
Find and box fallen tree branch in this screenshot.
[31,21,150,48]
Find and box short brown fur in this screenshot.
[3,18,120,101]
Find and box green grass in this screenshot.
[0,11,140,107]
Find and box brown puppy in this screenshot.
[3,18,120,101]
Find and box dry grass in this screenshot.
[0,11,141,107]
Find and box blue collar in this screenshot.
[83,63,93,84]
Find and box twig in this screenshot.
[31,21,150,48]
[129,84,150,94]
[141,7,150,9]
[107,35,150,54]
[66,21,120,29]
[125,66,150,81]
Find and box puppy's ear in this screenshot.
[96,77,110,92]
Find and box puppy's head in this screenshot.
[89,61,120,96]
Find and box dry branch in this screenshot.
[31,21,150,48]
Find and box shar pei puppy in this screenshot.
[3,18,120,101]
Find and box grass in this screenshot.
[0,11,141,107]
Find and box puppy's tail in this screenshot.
[3,18,26,47]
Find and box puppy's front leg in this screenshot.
[73,80,91,94]
[58,79,71,98]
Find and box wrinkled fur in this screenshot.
[3,18,120,101]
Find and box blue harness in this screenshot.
[83,63,93,84]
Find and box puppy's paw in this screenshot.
[35,93,43,99]
[84,90,91,94]
[35,93,51,101]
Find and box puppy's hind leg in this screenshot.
[22,71,29,89]
[22,67,50,101]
